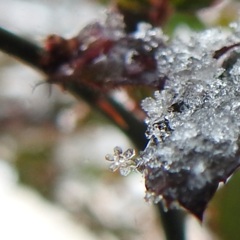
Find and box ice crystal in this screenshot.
[106,146,136,176]
[103,13,240,219]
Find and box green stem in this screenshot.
[0,27,186,240]
[158,205,186,240]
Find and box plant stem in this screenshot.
[0,27,44,71]
[0,27,186,240]
[158,205,186,240]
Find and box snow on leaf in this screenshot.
[136,22,240,220]
[106,17,240,219]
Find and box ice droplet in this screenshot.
[105,154,114,161]
[144,191,156,202]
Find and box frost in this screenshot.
[106,17,240,219]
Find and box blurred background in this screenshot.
[0,0,240,239]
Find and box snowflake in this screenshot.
[105,146,136,176]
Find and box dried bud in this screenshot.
[41,12,167,91]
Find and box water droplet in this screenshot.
[105,154,114,161]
